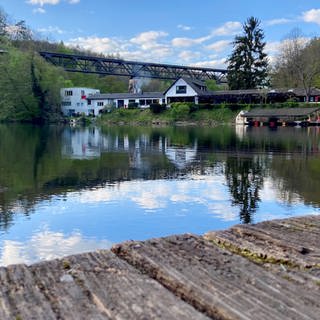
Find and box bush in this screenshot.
[128,102,138,109]
[170,103,191,119]
[150,103,166,114]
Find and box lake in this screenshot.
[0,123,319,266]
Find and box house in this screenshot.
[164,78,210,105]
[87,92,165,110]
[60,87,101,116]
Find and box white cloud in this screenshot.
[265,18,293,26]
[192,58,227,69]
[27,0,60,6]
[302,8,320,25]
[206,40,230,52]
[171,35,210,48]
[177,24,192,31]
[172,21,240,48]
[37,25,65,34]
[27,0,80,6]
[265,41,281,54]
[0,230,112,266]
[129,31,172,60]
[130,31,168,49]
[66,36,128,54]
[33,7,46,14]
[178,50,201,62]
[211,21,242,36]
[67,32,173,63]
[172,37,199,47]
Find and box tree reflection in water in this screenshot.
[225,156,265,224]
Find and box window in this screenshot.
[129,99,136,104]
[152,99,159,104]
[62,101,71,106]
[65,90,73,96]
[97,102,104,106]
[176,85,187,94]
[146,99,152,105]
[88,100,92,105]
[139,99,146,105]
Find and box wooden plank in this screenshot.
[0,250,210,320]
[112,234,320,320]
[205,215,320,268]
[0,264,57,320]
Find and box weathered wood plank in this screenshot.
[205,215,320,292]
[112,234,320,320]
[206,215,320,268]
[0,250,210,320]
[0,264,57,320]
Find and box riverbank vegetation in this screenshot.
[97,100,305,126]
[97,103,237,126]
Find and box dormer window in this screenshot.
[176,85,187,94]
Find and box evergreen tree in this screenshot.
[227,17,269,90]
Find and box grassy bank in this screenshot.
[97,106,237,126]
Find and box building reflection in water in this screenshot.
[61,126,198,170]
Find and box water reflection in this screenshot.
[225,155,266,223]
[0,229,112,266]
[0,124,320,265]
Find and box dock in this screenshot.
[0,215,319,319]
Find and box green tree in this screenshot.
[0,8,8,38]
[272,29,320,101]
[205,79,220,91]
[227,17,269,90]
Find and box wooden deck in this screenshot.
[0,215,319,319]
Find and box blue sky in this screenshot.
[1,0,320,67]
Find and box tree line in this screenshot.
[227,16,320,102]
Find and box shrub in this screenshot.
[128,102,139,109]
[150,103,166,114]
[170,103,191,119]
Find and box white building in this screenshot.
[164,78,209,105]
[87,92,165,109]
[60,77,208,117]
[60,87,101,116]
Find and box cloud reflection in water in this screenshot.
[0,229,112,266]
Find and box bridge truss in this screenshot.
[39,51,227,83]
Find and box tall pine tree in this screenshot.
[227,17,269,90]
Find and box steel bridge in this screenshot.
[39,51,227,82]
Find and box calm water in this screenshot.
[0,124,319,266]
